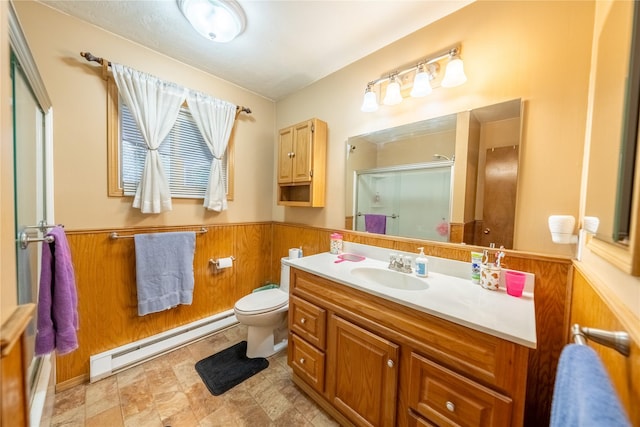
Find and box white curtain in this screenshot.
[186,91,236,211]
[112,63,186,213]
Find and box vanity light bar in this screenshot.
[361,44,467,112]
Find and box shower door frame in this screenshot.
[352,161,454,240]
[9,2,55,424]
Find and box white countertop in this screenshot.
[283,245,537,349]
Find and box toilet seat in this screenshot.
[234,289,288,315]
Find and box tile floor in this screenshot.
[43,324,338,426]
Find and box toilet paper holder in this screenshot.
[209,256,236,269]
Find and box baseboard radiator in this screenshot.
[89,310,238,382]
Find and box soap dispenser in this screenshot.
[415,247,428,277]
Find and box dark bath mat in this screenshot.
[195,341,269,396]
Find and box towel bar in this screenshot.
[571,323,630,357]
[356,212,399,219]
[17,230,55,250]
[109,227,208,240]
[23,220,63,233]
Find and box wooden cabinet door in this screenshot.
[327,314,399,427]
[278,126,294,183]
[291,120,313,183]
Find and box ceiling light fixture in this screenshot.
[360,45,467,112]
[177,0,246,43]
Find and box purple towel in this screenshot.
[35,226,79,356]
[364,214,387,234]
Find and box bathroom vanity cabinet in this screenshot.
[277,118,327,207]
[287,268,530,427]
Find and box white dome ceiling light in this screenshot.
[177,0,246,43]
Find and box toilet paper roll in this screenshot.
[217,257,233,269]
[289,248,302,259]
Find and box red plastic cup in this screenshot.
[505,271,526,297]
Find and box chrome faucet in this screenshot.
[389,254,412,273]
[388,253,399,270]
[401,255,413,273]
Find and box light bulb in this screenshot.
[410,67,432,97]
[441,56,467,88]
[361,88,378,112]
[383,76,403,106]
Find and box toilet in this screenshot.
[233,258,290,358]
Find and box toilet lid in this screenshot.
[235,289,288,315]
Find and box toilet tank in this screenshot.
[280,257,290,293]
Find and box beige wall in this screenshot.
[275,1,594,256]
[1,0,17,323]
[376,130,456,167]
[13,1,276,230]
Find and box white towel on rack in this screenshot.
[134,232,195,316]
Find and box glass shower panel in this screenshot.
[355,172,398,234]
[355,163,452,241]
[12,54,46,401]
[396,167,451,241]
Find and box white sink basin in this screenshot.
[350,267,429,291]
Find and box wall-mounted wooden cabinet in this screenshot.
[277,118,327,207]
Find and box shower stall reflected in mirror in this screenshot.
[353,162,453,241]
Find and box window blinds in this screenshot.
[120,102,228,198]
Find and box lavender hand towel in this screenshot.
[134,232,196,316]
[35,226,79,356]
[364,214,387,234]
[550,344,631,427]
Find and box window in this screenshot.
[107,78,234,200]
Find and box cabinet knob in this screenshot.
[387,359,394,368]
[299,358,305,364]
[290,152,295,158]
[300,317,306,324]
[446,401,455,412]
[483,228,491,234]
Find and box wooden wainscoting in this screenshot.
[1,304,35,427]
[449,222,465,243]
[571,265,639,425]
[271,222,573,427]
[57,223,273,387]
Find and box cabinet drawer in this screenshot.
[407,409,437,427]
[409,352,513,427]
[290,295,326,349]
[289,333,325,393]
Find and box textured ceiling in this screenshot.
[40,0,473,101]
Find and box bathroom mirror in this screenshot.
[345,99,522,249]
[585,1,640,274]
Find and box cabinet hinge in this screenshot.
[310,170,313,177]
[311,124,315,132]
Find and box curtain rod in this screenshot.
[79,51,252,115]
